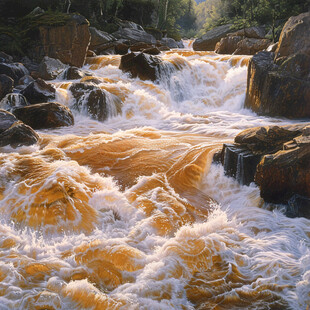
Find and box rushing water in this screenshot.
[0,48,309,310]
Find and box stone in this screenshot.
[215,36,243,54]
[112,28,156,45]
[0,52,13,63]
[0,109,39,148]
[62,67,87,80]
[35,14,90,67]
[38,56,68,80]
[69,83,111,121]
[160,38,178,49]
[143,47,161,55]
[0,93,29,111]
[234,38,271,55]
[89,27,116,54]
[0,62,29,84]
[18,75,35,86]
[21,78,56,104]
[193,24,233,51]
[0,74,14,100]
[275,12,310,58]
[230,26,266,39]
[115,43,129,55]
[130,42,154,52]
[245,51,310,118]
[13,102,74,129]
[119,52,173,81]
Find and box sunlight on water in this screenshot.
[0,48,309,310]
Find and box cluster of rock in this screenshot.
[215,12,310,218]
[216,124,310,218]
[193,24,271,55]
[245,12,310,119]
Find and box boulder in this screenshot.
[0,74,14,100]
[69,83,112,121]
[230,26,266,39]
[0,109,39,148]
[13,102,74,129]
[193,24,233,51]
[38,56,68,80]
[143,47,161,55]
[245,51,310,118]
[275,12,310,58]
[115,43,129,55]
[160,38,178,49]
[21,78,56,104]
[89,27,116,54]
[218,124,310,217]
[119,52,165,81]
[233,38,271,55]
[130,42,154,52]
[0,93,29,111]
[0,63,29,84]
[0,52,13,63]
[35,14,90,67]
[145,28,163,40]
[18,75,35,86]
[112,28,156,45]
[215,36,243,54]
[62,67,88,80]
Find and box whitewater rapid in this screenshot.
[0,49,309,310]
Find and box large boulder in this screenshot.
[215,36,243,54]
[0,74,14,100]
[0,63,29,84]
[21,78,56,104]
[233,38,271,55]
[112,28,156,45]
[193,24,233,51]
[69,83,120,121]
[34,14,90,67]
[119,52,174,81]
[275,12,310,58]
[13,102,74,129]
[89,27,116,54]
[245,51,310,118]
[245,12,310,119]
[0,109,39,147]
[218,124,310,217]
[160,38,178,49]
[38,56,68,80]
[0,93,29,111]
[230,26,266,39]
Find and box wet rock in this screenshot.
[0,63,29,84]
[38,56,68,80]
[275,12,310,58]
[34,14,90,67]
[215,36,243,54]
[62,67,88,80]
[193,24,233,51]
[230,26,266,39]
[0,93,29,111]
[13,102,74,129]
[130,42,154,52]
[89,27,116,54]
[69,83,111,121]
[143,47,161,55]
[0,109,39,147]
[21,78,56,104]
[287,195,310,219]
[160,38,178,49]
[0,52,13,63]
[18,75,35,86]
[115,43,129,55]
[245,51,310,118]
[0,74,14,100]
[218,124,310,217]
[112,28,156,45]
[120,52,168,81]
[233,38,271,55]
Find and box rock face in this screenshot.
[275,12,310,58]
[245,12,310,119]
[21,78,56,104]
[13,102,74,129]
[120,52,173,81]
[215,36,243,54]
[89,27,116,54]
[0,109,39,147]
[0,63,29,84]
[234,38,271,55]
[38,56,68,80]
[193,24,233,51]
[69,83,113,121]
[218,124,310,218]
[160,38,178,49]
[0,74,14,100]
[112,28,156,45]
[36,14,90,67]
[0,93,29,111]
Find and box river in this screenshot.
[0,48,309,309]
